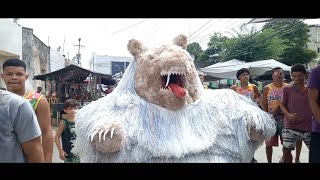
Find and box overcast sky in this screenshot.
[14,18,320,69]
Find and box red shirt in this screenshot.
[282,84,312,132]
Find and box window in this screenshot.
[318,47,320,53]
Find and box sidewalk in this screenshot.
[252,142,309,163]
[52,126,63,163]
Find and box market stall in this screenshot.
[34,64,115,102]
[34,64,115,125]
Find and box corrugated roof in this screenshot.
[33,64,114,83]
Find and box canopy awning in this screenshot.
[199,59,291,80]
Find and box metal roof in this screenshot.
[33,64,115,84]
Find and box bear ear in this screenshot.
[173,34,188,50]
[127,39,145,59]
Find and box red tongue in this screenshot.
[168,83,186,98]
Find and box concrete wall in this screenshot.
[0,21,50,90]
[0,19,22,59]
[307,26,320,56]
[0,19,22,88]
[309,26,320,43]
[22,27,50,90]
[307,25,320,69]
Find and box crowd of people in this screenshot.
[0,58,79,163]
[223,64,319,163]
[0,57,319,163]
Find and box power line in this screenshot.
[145,21,159,44]
[229,21,300,59]
[189,19,221,41]
[191,19,249,45]
[228,22,248,36]
[189,19,214,39]
[193,21,297,60]
[221,18,234,28]
[190,33,212,42]
[210,19,248,37]
[196,36,211,45]
[112,19,149,35]
[225,18,244,29]
[192,19,250,48]
[222,22,273,53]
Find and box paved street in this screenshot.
[52,127,309,163]
[52,127,63,163]
[254,142,309,163]
[53,144,63,163]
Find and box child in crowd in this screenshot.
[55,99,80,163]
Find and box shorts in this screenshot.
[64,156,80,163]
[282,128,311,150]
[309,132,320,163]
[265,118,284,147]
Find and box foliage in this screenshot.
[193,20,317,66]
[186,42,203,61]
[262,20,317,65]
[200,32,230,62]
[223,26,288,62]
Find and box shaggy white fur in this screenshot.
[72,35,276,163]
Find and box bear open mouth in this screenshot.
[160,72,186,98]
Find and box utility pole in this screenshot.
[62,37,65,56]
[92,56,95,71]
[73,38,85,66]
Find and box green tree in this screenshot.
[197,32,231,62]
[186,42,203,61]
[224,26,288,62]
[262,20,317,65]
[207,32,229,54]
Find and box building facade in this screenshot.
[307,25,320,69]
[91,54,132,76]
[0,19,51,90]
